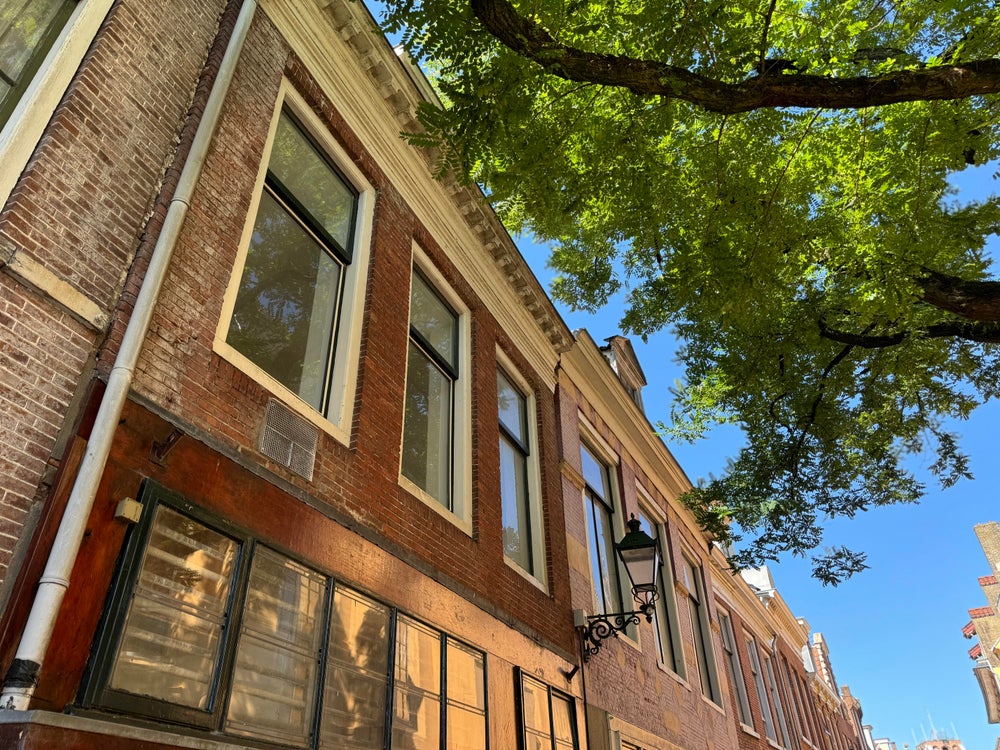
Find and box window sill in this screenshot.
[655,658,690,689]
[741,724,761,739]
[212,340,351,448]
[701,694,725,716]
[398,473,472,536]
[504,555,548,593]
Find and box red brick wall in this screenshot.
[555,375,735,749]
[0,0,229,589]
[108,9,574,659]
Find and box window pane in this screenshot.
[580,444,611,503]
[226,548,326,746]
[637,511,673,668]
[446,641,486,750]
[410,273,457,369]
[109,506,238,710]
[496,371,526,444]
[586,493,620,614]
[0,0,68,97]
[402,340,453,506]
[228,189,343,410]
[552,694,577,750]
[320,587,390,750]
[521,676,551,749]
[500,434,531,570]
[269,112,356,253]
[393,618,441,750]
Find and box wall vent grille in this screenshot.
[259,399,318,481]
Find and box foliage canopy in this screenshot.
[381,0,1000,583]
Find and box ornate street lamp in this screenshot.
[578,514,661,661]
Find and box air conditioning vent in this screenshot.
[259,399,318,481]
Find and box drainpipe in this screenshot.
[0,0,258,710]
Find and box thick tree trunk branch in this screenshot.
[469,0,1000,114]
[819,319,1000,346]
[918,269,1000,322]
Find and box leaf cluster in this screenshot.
[380,0,1000,582]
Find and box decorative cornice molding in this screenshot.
[318,0,572,354]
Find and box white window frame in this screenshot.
[718,607,753,728]
[680,548,721,705]
[746,633,778,743]
[497,349,546,588]
[578,419,634,639]
[0,0,113,208]
[635,490,684,677]
[398,244,472,534]
[763,650,792,749]
[214,82,374,446]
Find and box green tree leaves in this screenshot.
[381,0,1000,582]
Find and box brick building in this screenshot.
[964,522,1000,723]
[0,1,874,749]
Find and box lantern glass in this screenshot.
[615,515,660,607]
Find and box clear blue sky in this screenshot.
[519,164,999,750]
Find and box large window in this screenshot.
[217,94,372,440]
[0,0,75,128]
[580,442,624,617]
[498,367,543,580]
[517,671,579,750]
[719,609,752,726]
[746,634,777,742]
[86,483,486,749]
[402,269,461,511]
[681,554,720,703]
[636,505,684,676]
[763,651,791,749]
[225,108,356,414]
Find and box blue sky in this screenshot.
[519,163,1000,750]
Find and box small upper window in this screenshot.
[225,109,358,415]
[498,367,544,581]
[0,0,76,128]
[402,269,460,509]
[682,554,721,703]
[719,609,752,726]
[636,506,684,676]
[581,442,624,617]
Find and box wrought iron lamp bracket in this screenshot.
[578,606,654,662]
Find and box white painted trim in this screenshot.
[496,348,546,589]
[397,243,473,535]
[0,0,115,209]
[578,424,638,641]
[213,81,374,448]
[636,486,687,677]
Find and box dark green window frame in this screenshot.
[514,669,579,750]
[0,0,77,129]
[83,481,488,749]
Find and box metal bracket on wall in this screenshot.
[149,427,184,466]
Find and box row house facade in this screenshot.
[964,522,1000,723]
[0,1,873,750]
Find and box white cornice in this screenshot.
[312,0,572,355]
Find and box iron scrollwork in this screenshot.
[578,608,651,661]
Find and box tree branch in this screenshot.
[918,269,1000,322]
[469,0,1000,114]
[819,318,1000,346]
